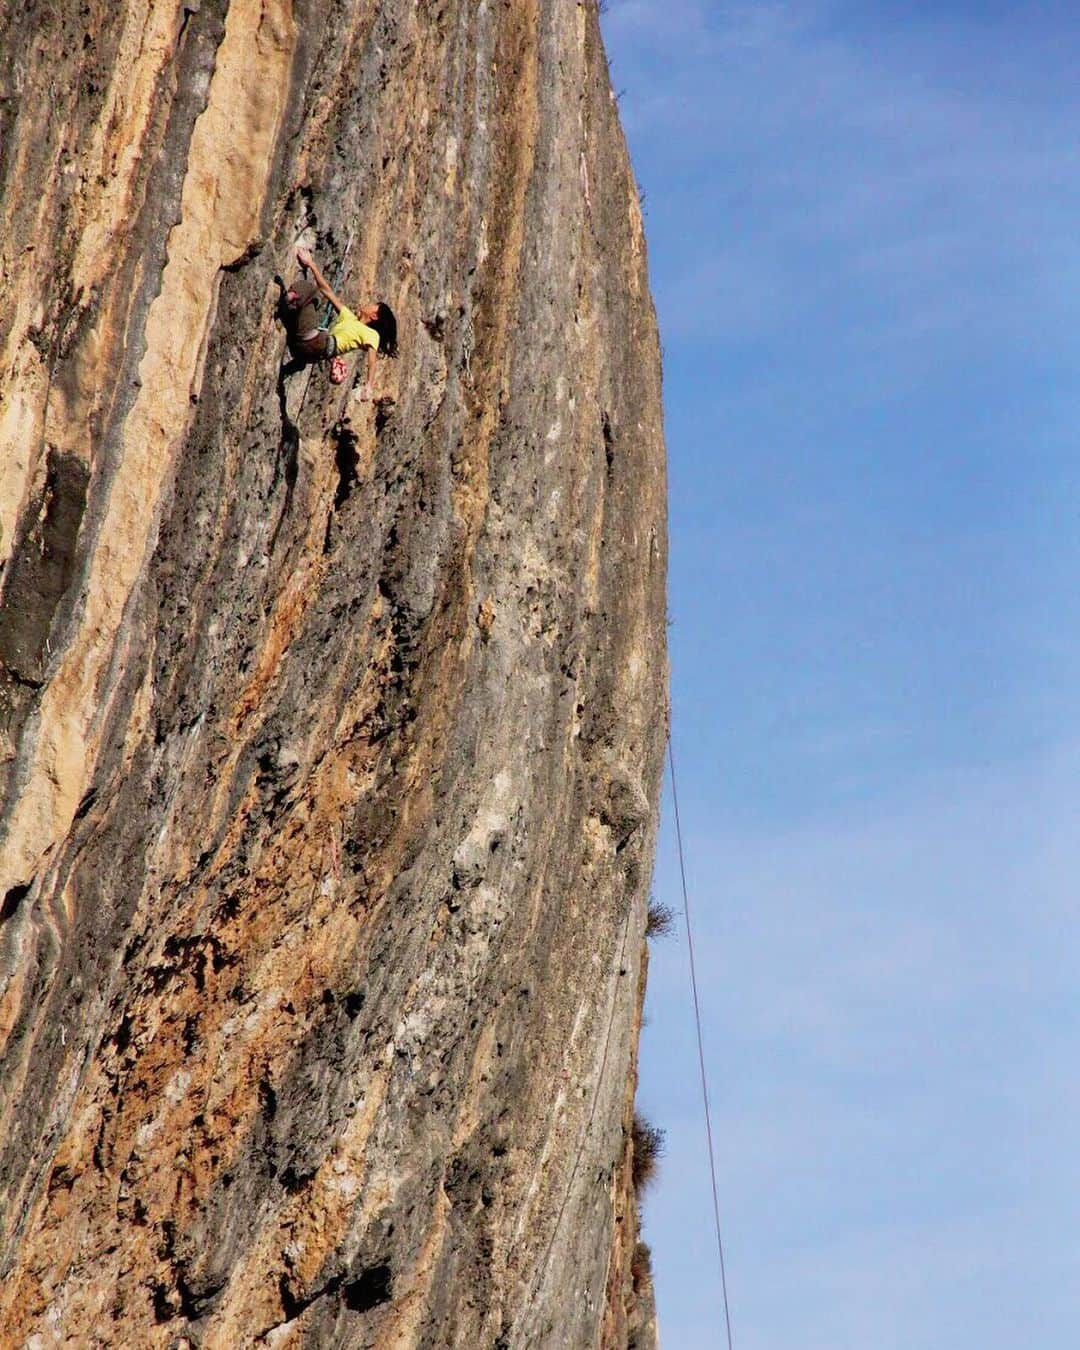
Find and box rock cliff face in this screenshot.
[0,1,667,1345]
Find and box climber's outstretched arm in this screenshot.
[296,246,343,314]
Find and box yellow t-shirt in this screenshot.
[330,306,380,355]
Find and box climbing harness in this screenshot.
[668,732,735,1350]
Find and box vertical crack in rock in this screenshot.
[0,2,667,1346]
[0,0,297,887]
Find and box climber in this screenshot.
[274,246,398,398]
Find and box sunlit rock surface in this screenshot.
[0,1,667,1344]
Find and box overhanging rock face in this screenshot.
[0,1,668,1344]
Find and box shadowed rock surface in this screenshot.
[0,1,667,1345]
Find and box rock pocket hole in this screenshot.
[343,1265,393,1313]
[333,420,360,509]
[1,881,32,922]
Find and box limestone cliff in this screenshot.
[0,1,667,1345]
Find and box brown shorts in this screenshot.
[290,330,335,360]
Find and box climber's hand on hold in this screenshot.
[296,245,313,270]
[353,382,373,403]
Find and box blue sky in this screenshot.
[601,3,1080,1345]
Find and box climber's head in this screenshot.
[329,356,349,385]
[361,301,399,358]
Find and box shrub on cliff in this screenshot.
[631,1112,665,1194]
[645,897,675,938]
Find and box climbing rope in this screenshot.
[667,732,735,1350]
[319,226,356,328]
